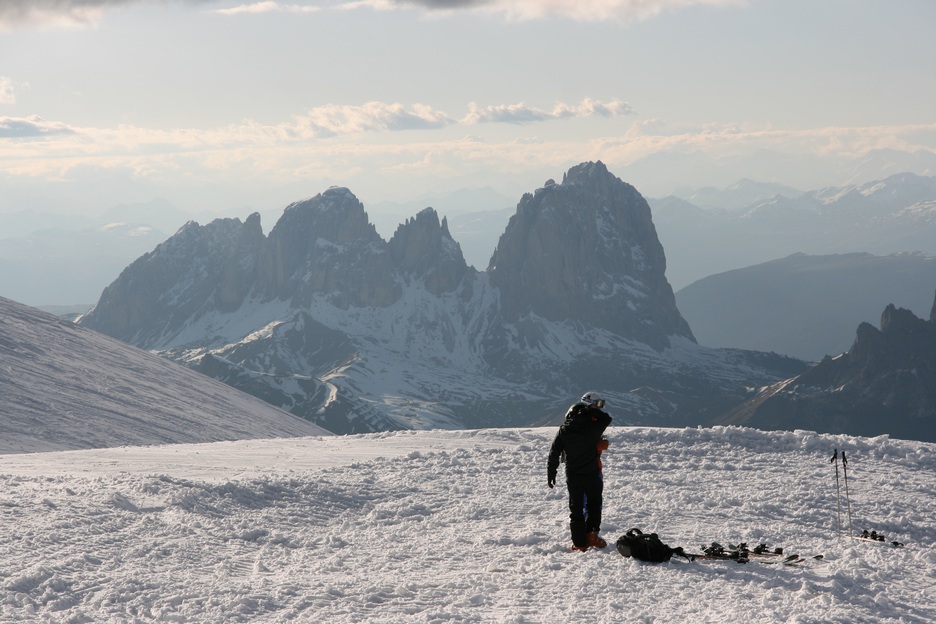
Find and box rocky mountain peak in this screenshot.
[721,292,936,442]
[880,303,925,334]
[260,188,395,306]
[271,187,379,248]
[489,161,693,349]
[388,207,469,294]
[83,215,262,346]
[561,160,615,188]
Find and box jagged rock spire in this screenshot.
[388,207,468,294]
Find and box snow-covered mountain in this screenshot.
[0,296,328,453]
[719,293,936,443]
[677,178,805,211]
[79,162,805,434]
[0,426,932,623]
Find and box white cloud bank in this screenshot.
[0,115,75,138]
[346,0,745,23]
[463,99,635,125]
[213,2,321,15]
[288,101,454,137]
[0,0,743,29]
[2,98,932,197]
[0,98,630,144]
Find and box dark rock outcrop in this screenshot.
[388,208,468,295]
[718,291,936,442]
[489,162,694,350]
[259,187,401,308]
[85,216,263,347]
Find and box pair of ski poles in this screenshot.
[830,449,853,536]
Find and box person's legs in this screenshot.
[566,477,588,548]
[583,473,606,547]
[583,473,604,534]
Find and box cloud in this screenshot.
[0,98,628,152]
[345,0,745,23]
[0,78,15,104]
[0,1,114,29]
[0,115,76,138]
[0,0,743,29]
[462,99,635,125]
[213,2,322,15]
[0,0,236,29]
[3,103,933,209]
[276,99,631,135]
[286,102,454,137]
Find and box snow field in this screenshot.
[0,426,933,623]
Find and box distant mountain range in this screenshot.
[0,192,517,307]
[676,252,936,361]
[7,163,935,444]
[652,172,936,290]
[4,171,935,308]
[0,296,327,453]
[78,162,804,434]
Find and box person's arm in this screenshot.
[547,434,563,488]
[595,410,612,430]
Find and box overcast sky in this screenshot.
[1,0,934,218]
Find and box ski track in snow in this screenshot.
[0,426,934,623]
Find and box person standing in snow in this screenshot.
[547,392,612,551]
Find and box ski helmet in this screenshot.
[581,392,605,408]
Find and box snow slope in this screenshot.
[1,426,933,623]
[0,297,328,453]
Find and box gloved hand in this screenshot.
[548,473,556,489]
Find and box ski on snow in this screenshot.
[685,542,824,566]
[851,530,905,548]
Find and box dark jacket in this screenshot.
[547,402,612,479]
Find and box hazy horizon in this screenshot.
[1,0,934,221]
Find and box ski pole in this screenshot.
[842,451,853,535]
[830,449,842,535]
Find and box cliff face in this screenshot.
[259,188,401,308]
[489,162,694,350]
[388,208,468,295]
[80,163,802,434]
[84,216,264,346]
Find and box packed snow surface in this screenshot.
[1,426,934,623]
[0,296,328,453]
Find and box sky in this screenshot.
[1,0,935,220]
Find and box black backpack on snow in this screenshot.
[616,528,690,563]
